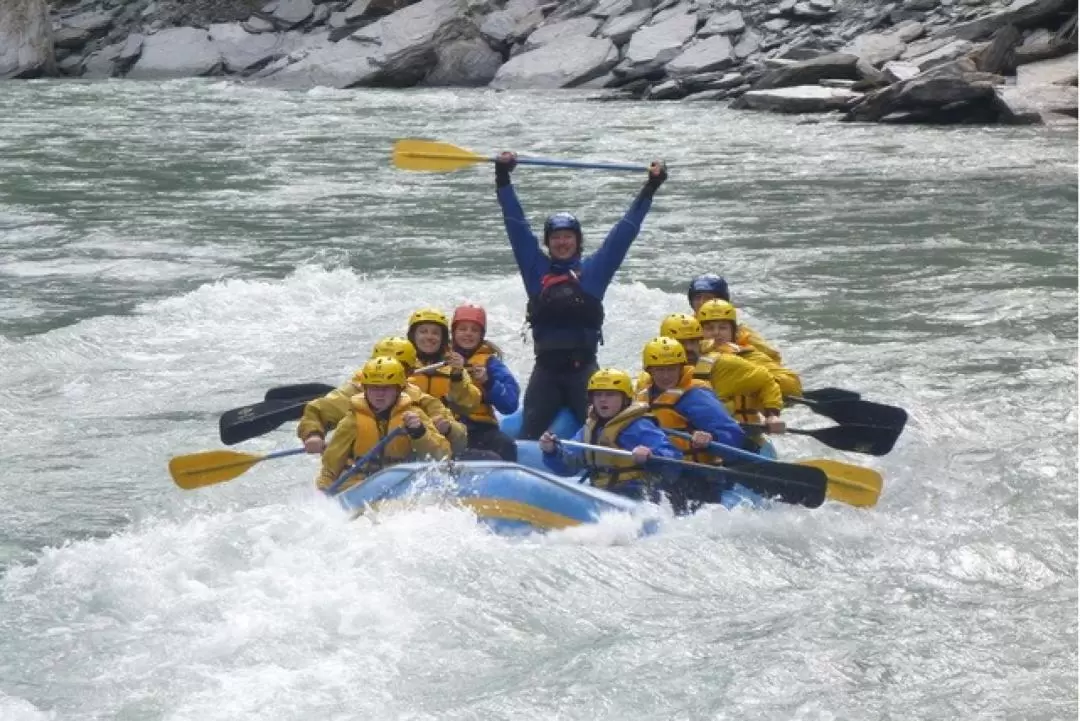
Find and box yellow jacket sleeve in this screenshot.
[634,370,652,394]
[297,382,359,440]
[707,353,784,412]
[445,371,483,414]
[408,412,452,461]
[315,413,359,491]
[413,390,468,454]
[738,324,782,363]
[738,347,803,398]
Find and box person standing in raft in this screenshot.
[449,304,521,461]
[494,151,668,439]
[315,357,451,492]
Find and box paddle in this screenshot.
[325,428,409,496]
[665,430,882,508]
[795,387,861,403]
[222,363,448,446]
[744,422,901,456]
[785,395,908,431]
[392,139,648,173]
[558,440,827,509]
[169,447,307,490]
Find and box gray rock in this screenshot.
[778,0,797,13]
[127,27,223,79]
[524,16,600,51]
[905,38,974,69]
[645,77,690,99]
[904,0,937,9]
[244,16,277,33]
[351,0,468,85]
[733,28,762,59]
[762,18,790,32]
[599,8,652,45]
[1014,37,1078,66]
[901,35,952,60]
[734,84,861,112]
[618,10,696,76]
[57,52,83,76]
[844,59,1002,121]
[820,78,857,87]
[423,36,503,85]
[115,32,144,72]
[274,0,315,27]
[700,9,744,36]
[1016,52,1079,87]
[83,41,122,78]
[753,52,860,89]
[209,23,305,74]
[945,0,1068,41]
[328,11,350,28]
[311,4,331,24]
[994,83,1078,123]
[652,1,694,25]
[490,34,618,87]
[590,0,633,18]
[1,0,55,78]
[264,35,379,87]
[666,34,735,76]
[841,31,908,66]
[53,11,113,50]
[893,20,926,42]
[681,88,729,100]
[792,0,836,20]
[883,59,921,81]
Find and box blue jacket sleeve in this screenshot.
[617,418,682,460]
[676,388,746,448]
[579,189,655,298]
[483,357,520,415]
[497,183,547,298]
[541,425,586,476]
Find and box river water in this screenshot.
[0,79,1076,720]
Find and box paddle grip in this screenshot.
[665,430,766,465]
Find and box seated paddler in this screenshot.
[687,273,781,362]
[696,299,802,397]
[297,336,467,456]
[315,356,451,493]
[405,306,483,417]
[537,368,681,501]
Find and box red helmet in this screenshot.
[452,304,487,331]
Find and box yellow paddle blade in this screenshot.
[797,459,883,508]
[168,450,265,490]
[391,139,488,172]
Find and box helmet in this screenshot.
[361,356,407,387]
[696,299,737,324]
[451,304,487,331]
[586,368,634,399]
[371,336,418,369]
[641,336,687,368]
[659,313,704,341]
[687,274,730,304]
[407,307,449,332]
[543,212,582,247]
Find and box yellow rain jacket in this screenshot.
[634,366,721,465]
[409,363,484,418]
[693,350,783,426]
[316,392,450,492]
[738,324,781,363]
[297,377,467,454]
[702,339,802,397]
[581,403,653,489]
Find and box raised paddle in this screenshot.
[169,447,307,490]
[558,440,827,509]
[665,430,882,508]
[785,395,908,431]
[743,422,901,456]
[325,428,409,496]
[392,139,648,174]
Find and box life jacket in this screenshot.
[525,268,604,356]
[348,393,415,475]
[581,402,652,489]
[408,364,454,404]
[635,366,720,465]
[459,343,498,425]
[693,351,764,426]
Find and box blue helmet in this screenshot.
[687,273,730,304]
[543,212,582,248]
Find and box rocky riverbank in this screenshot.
[2,0,1077,124]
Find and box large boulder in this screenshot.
[423,36,503,85]
[272,0,315,28]
[844,59,1004,122]
[903,38,975,70]
[127,27,223,79]
[1016,52,1079,87]
[52,10,113,50]
[351,0,469,86]
[615,10,697,80]
[263,35,379,88]
[841,31,909,67]
[665,34,736,77]
[699,9,745,37]
[208,24,310,74]
[733,85,862,113]
[598,8,652,46]
[753,52,861,89]
[523,16,600,51]
[489,34,618,88]
[479,0,546,46]
[946,0,1070,41]
[0,0,55,78]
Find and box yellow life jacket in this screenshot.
[461,343,497,425]
[582,402,653,489]
[635,366,720,465]
[349,393,415,472]
[693,350,770,426]
[409,365,454,400]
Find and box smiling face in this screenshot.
[364,385,399,412]
[647,365,681,391]
[452,320,483,352]
[412,323,444,355]
[701,320,735,343]
[547,229,578,261]
[590,390,627,419]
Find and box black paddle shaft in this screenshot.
[264,383,337,402]
[219,398,310,446]
[648,456,827,509]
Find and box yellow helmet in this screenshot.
[696,299,738,324]
[407,307,449,331]
[371,336,418,370]
[360,356,406,387]
[641,336,687,368]
[659,313,704,341]
[586,368,634,399]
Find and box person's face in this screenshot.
[364,385,398,411]
[413,323,443,354]
[590,391,626,419]
[453,321,483,351]
[647,365,681,391]
[547,229,578,260]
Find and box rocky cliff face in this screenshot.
[38,0,1080,123]
[1,0,56,78]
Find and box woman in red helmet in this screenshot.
[450,304,521,461]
